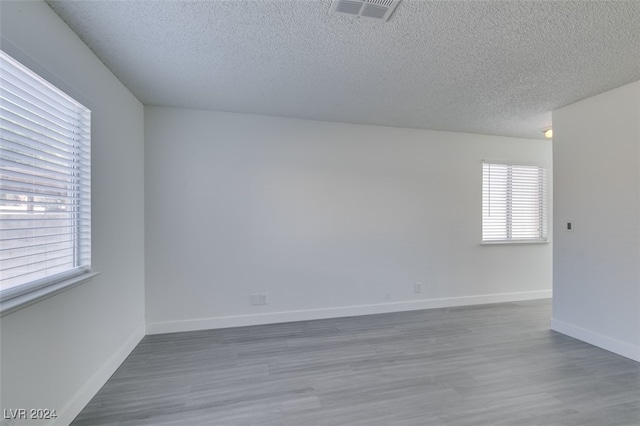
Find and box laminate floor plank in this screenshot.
[71,300,640,425]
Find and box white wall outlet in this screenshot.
[414,282,422,293]
[566,221,574,232]
[259,293,269,305]
[251,293,260,305]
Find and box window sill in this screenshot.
[0,271,100,317]
[482,240,550,246]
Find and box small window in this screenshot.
[0,50,91,302]
[482,162,547,243]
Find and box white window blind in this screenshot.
[482,162,547,243]
[0,50,91,300]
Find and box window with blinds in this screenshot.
[482,162,547,243]
[1,50,91,300]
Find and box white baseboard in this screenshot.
[551,318,640,362]
[146,290,552,335]
[52,324,146,426]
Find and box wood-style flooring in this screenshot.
[72,300,640,425]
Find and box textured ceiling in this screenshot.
[46,0,640,139]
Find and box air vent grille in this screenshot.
[361,4,388,19]
[336,0,363,15]
[330,0,401,22]
[367,0,394,6]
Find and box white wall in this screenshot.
[552,81,640,362]
[0,2,146,424]
[145,107,552,333]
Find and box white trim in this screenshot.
[0,272,100,317]
[146,290,552,335]
[551,318,640,362]
[1,267,92,301]
[481,159,546,168]
[482,240,550,245]
[52,324,146,426]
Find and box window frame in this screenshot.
[0,48,96,315]
[482,160,549,245]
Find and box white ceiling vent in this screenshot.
[330,0,402,22]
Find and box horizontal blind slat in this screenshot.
[0,237,90,253]
[1,84,88,130]
[1,120,90,156]
[0,55,86,116]
[0,115,89,156]
[1,147,89,177]
[1,253,75,273]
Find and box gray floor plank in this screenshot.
[71,300,640,425]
